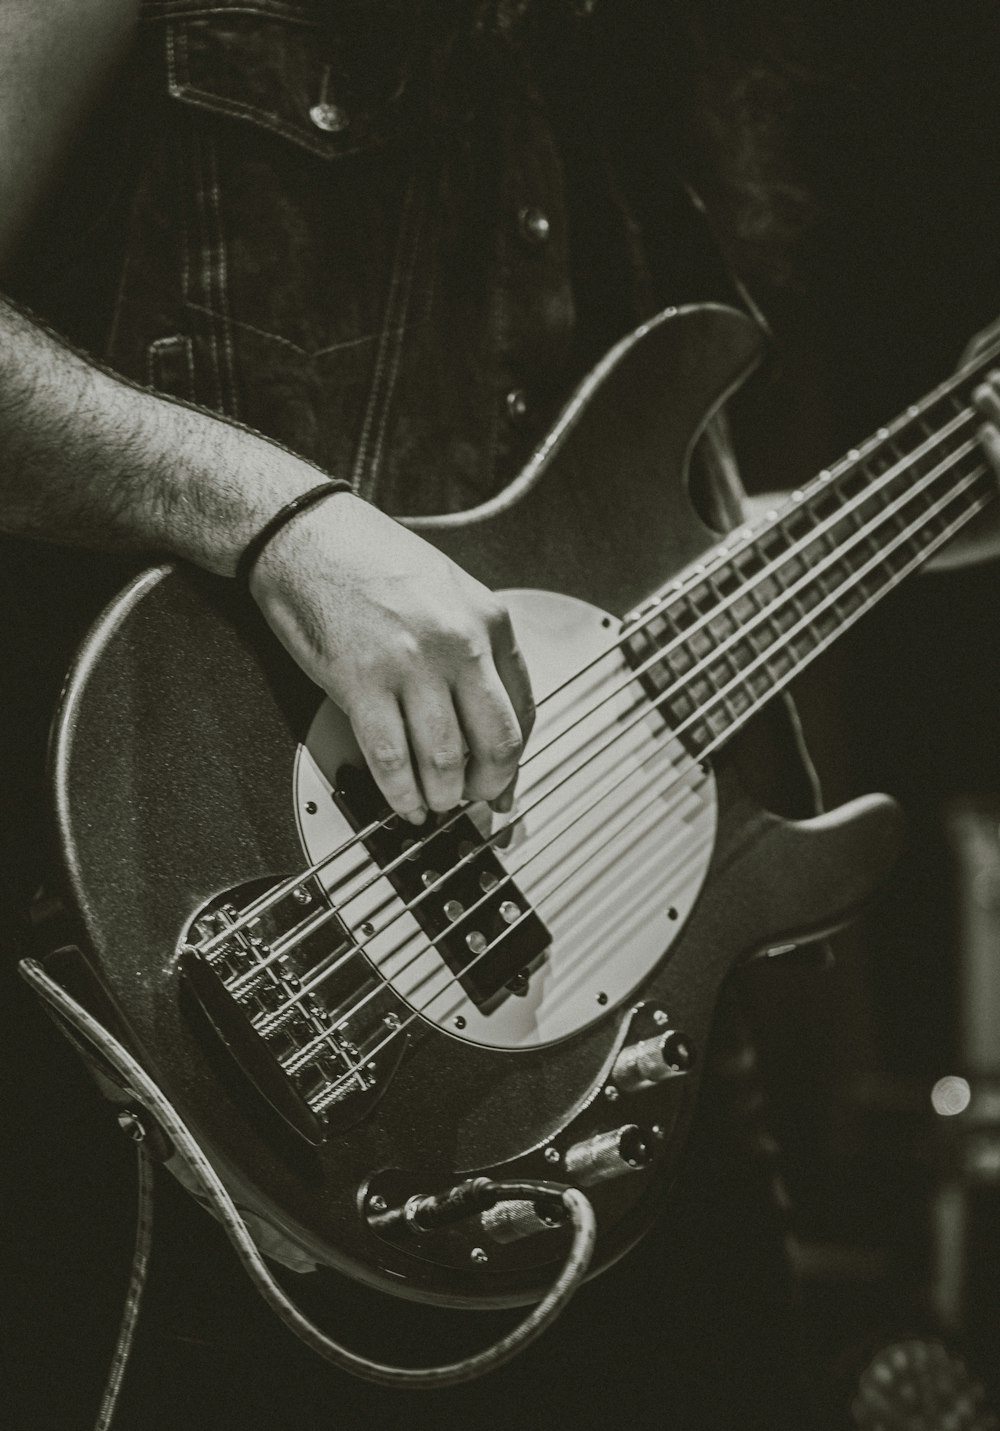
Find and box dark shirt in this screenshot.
[3,6,821,1427]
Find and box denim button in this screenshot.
[506,388,529,422]
[310,102,349,133]
[517,206,551,247]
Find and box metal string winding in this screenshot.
[202,335,1000,962]
[244,417,992,1035]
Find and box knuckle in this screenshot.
[428,747,465,775]
[368,744,409,776]
[487,602,514,641]
[449,623,488,663]
[488,731,524,766]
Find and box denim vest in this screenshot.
[12,0,745,520]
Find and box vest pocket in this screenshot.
[163,11,401,161]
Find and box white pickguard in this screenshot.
[294,589,717,1051]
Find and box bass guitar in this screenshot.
[36,303,996,1313]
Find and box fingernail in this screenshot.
[490,789,514,814]
[405,806,428,826]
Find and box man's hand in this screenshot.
[250,494,534,825]
[929,317,1000,569]
[970,314,1000,498]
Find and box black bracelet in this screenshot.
[236,479,354,589]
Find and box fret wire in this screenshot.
[648,432,984,739]
[674,460,992,750]
[615,334,1000,682]
[300,479,996,1112]
[658,403,976,668]
[689,487,996,763]
[660,339,997,609]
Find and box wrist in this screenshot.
[137,394,340,576]
[236,480,355,589]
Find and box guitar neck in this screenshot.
[626,343,1000,757]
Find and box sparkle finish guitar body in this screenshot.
[50,305,903,1308]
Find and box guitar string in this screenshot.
[227,399,988,1003]
[254,456,992,1067]
[289,727,710,1077]
[200,340,1000,960]
[243,431,989,1029]
[303,479,995,1109]
[278,721,700,1066]
[258,437,989,1050]
[277,458,991,1065]
[308,764,708,1106]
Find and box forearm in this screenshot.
[0,295,329,574]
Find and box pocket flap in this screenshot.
[164,12,404,159]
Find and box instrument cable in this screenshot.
[18,957,597,1425]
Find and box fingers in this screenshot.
[972,373,1000,488]
[347,597,535,822]
[492,618,535,744]
[973,371,1000,426]
[401,680,468,814]
[963,321,1000,367]
[453,662,525,808]
[490,614,535,812]
[351,695,427,826]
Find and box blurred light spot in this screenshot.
[931,1075,971,1117]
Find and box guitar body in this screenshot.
[49,304,903,1309]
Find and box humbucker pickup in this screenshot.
[334,766,551,1009]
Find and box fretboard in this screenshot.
[625,344,1000,757]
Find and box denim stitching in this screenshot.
[143,3,315,23]
[181,302,390,358]
[208,137,240,419]
[188,113,225,413]
[484,208,511,489]
[350,170,418,497]
[166,19,373,161]
[365,188,429,494]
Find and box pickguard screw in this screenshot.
[454,1015,467,1030]
[596,991,608,1006]
[360,922,374,938]
[603,1085,619,1101]
[653,1010,669,1027]
[667,907,678,921]
[544,1146,560,1164]
[304,801,318,815]
[292,886,311,905]
[471,1247,489,1265]
[368,1195,388,1214]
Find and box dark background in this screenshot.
[7,3,1000,1427]
[727,0,1000,1402]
